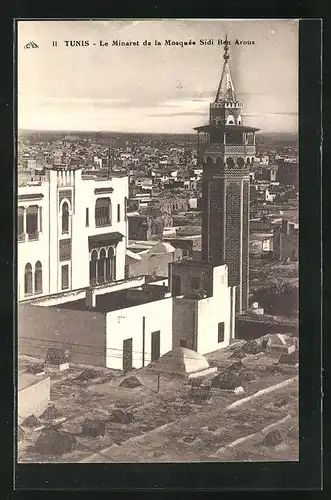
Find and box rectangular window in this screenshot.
[218,322,225,343]
[172,274,182,296]
[26,206,38,240]
[95,198,111,227]
[190,277,201,290]
[59,239,71,261]
[180,339,188,348]
[151,330,161,362]
[117,203,120,222]
[61,265,69,290]
[86,208,89,227]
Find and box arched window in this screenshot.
[98,248,106,283]
[106,247,115,282]
[251,157,255,164]
[237,115,242,125]
[24,263,33,295]
[237,157,245,167]
[90,250,98,286]
[34,261,42,293]
[95,198,111,227]
[226,157,235,169]
[18,207,24,241]
[246,157,251,165]
[62,202,69,234]
[206,156,213,165]
[226,115,235,125]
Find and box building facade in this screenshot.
[195,37,259,313]
[18,165,128,302]
[170,261,236,354]
[19,260,236,370]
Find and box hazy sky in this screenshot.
[18,20,298,134]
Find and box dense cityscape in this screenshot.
[18,128,299,320]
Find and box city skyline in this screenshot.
[18,20,298,134]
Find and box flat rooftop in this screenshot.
[47,286,170,315]
[18,371,49,391]
[18,335,298,463]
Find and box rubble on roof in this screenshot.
[108,409,134,425]
[25,363,45,375]
[263,429,283,447]
[40,404,63,421]
[211,369,244,391]
[18,425,25,442]
[34,429,76,456]
[75,369,99,383]
[21,414,41,428]
[242,340,264,355]
[82,418,106,438]
[278,350,299,366]
[119,376,142,389]
[229,348,246,359]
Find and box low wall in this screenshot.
[236,317,298,340]
[18,304,107,367]
[18,376,50,419]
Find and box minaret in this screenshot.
[194,36,260,313]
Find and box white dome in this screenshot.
[148,240,175,255]
[149,347,215,378]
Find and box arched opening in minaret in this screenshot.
[206,156,213,165]
[226,130,243,145]
[226,115,235,125]
[246,157,251,165]
[237,157,245,167]
[226,157,235,169]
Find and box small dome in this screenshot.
[149,347,213,377]
[148,240,175,255]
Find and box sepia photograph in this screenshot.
[16,19,300,464]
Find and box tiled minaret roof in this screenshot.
[215,35,236,103]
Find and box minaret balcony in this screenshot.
[199,144,256,156]
[225,145,256,155]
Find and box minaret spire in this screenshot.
[215,35,236,103]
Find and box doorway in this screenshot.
[122,338,133,372]
[151,330,161,362]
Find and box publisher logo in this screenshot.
[24,41,39,49]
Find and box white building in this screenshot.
[18,166,236,372]
[19,260,236,370]
[18,165,128,302]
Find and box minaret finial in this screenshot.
[223,34,230,61]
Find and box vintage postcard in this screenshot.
[17,19,299,464]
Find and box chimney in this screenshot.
[282,219,290,234]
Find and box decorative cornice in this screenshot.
[18,193,44,201]
[94,187,114,195]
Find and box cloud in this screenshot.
[243,112,298,117]
[39,96,130,107]
[149,111,207,117]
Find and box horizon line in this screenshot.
[18,128,299,136]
